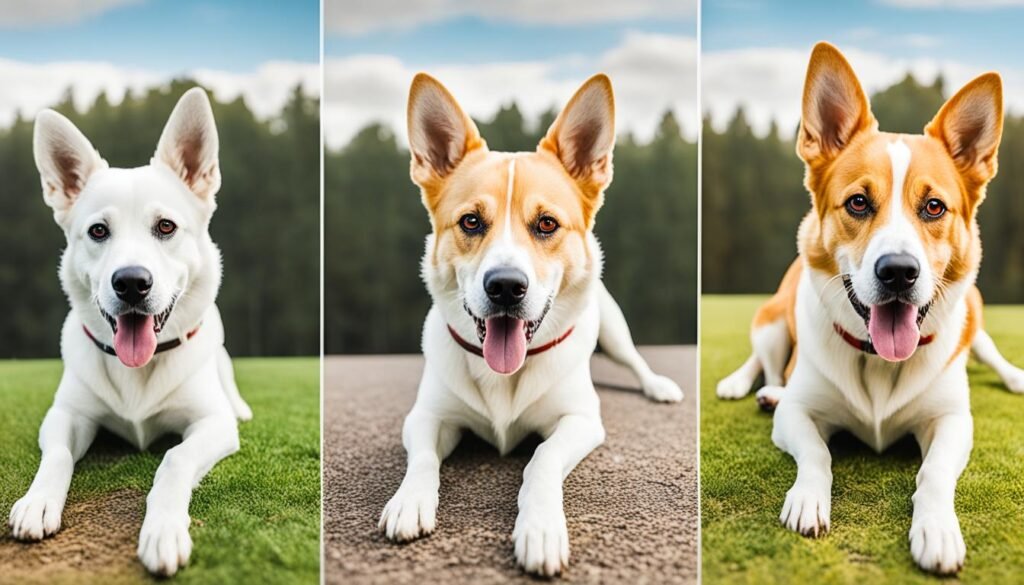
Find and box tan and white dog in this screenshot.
[9,89,251,576]
[379,73,683,576]
[717,42,1024,574]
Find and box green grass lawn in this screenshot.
[0,357,320,584]
[701,296,1024,584]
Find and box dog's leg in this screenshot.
[909,413,972,574]
[771,399,832,537]
[10,405,97,540]
[137,415,239,576]
[596,282,683,402]
[749,320,791,409]
[717,352,761,400]
[971,329,1024,393]
[514,413,605,576]
[217,346,252,420]
[380,404,461,542]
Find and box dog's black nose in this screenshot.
[484,268,528,307]
[112,266,153,305]
[875,253,919,293]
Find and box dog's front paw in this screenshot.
[514,505,569,577]
[642,374,684,403]
[138,511,192,577]
[910,512,966,575]
[9,493,63,541]
[716,372,753,399]
[1001,367,1024,393]
[379,483,438,542]
[755,385,784,411]
[780,480,830,537]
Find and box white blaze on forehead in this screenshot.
[504,157,516,239]
[887,139,912,226]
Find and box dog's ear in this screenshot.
[539,74,616,200]
[154,87,221,200]
[407,73,485,188]
[798,42,876,170]
[926,72,1003,196]
[33,110,107,223]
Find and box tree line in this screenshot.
[0,80,319,358]
[703,73,1024,302]
[325,104,698,354]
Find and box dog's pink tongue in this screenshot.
[868,302,920,362]
[113,314,157,368]
[483,316,528,374]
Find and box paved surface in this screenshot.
[324,347,697,584]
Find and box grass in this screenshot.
[0,357,320,585]
[701,296,1024,584]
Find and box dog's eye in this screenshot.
[88,223,109,242]
[536,216,559,235]
[922,198,947,219]
[845,194,871,217]
[155,219,177,237]
[459,213,483,234]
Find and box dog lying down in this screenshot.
[9,88,251,577]
[378,72,684,577]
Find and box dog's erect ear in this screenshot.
[407,73,485,187]
[925,72,1003,194]
[33,110,107,222]
[798,42,876,169]
[539,74,616,195]
[154,87,221,200]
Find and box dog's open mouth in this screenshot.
[97,296,176,368]
[464,301,549,375]
[842,275,931,362]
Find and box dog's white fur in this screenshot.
[9,88,251,576]
[718,44,1024,575]
[379,74,683,577]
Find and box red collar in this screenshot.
[833,323,934,355]
[447,325,575,358]
[83,323,201,358]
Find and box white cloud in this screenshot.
[0,58,319,129]
[324,32,697,148]
[193,61,321,120]
[880,0,1024,8]
[702,45,1024,137]
[0,0,140,27]
[326,0,695,35]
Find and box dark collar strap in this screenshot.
[833,323,934,355]
[447,325,575,358]
[83,324,201,358]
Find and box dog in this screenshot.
[716,42,1024,574]
[8,88,252,576]
[378,73,683,576]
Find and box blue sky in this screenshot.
[702,0,1024,136]
[322,0,698,146]
[0,0,318,72]
[0,0,319,128]
[326,17,688,66]
[705,0,1024,74]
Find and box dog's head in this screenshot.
[408,74,615,374]
[797,42,1002,361]
[35,88,223,368]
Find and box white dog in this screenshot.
[9,88,252,576]
[378,73,683,577]
[717,42,1024,574]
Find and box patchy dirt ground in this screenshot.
[0,488,152,585]
[323,347,698,585]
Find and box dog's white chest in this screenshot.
[460,371,542,454]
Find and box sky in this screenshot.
[704,0,1024,136]
[0,0,319,128]
[323,0,698,148]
